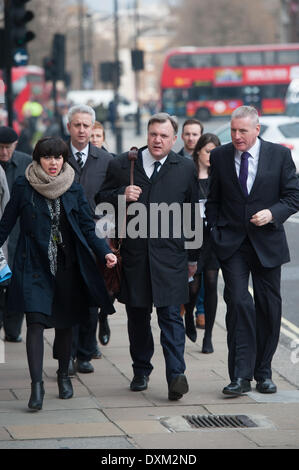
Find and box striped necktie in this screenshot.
[76,151,84,169]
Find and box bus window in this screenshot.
[213,53,238,66]
[192,54,212,68]
[189,86,213,101]
[214,87,241,99]
[264,50,276,65]
[239,51,263,66]
[169,54,191,69]
[277,50,299,64]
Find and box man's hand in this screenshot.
[250,209,273,226]
[188,263,197,279]
[105,253,118,268]
[125,185,142,202]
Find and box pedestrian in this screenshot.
[96,112,199,401]
[90,121,115,347]
[177,119,204,159]
[206,106,299,396]
[184,133,221,354]
[0,126,31,343]
[66,104,113,374]
[0,136,117,411]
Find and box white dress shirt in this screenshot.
[234,138,261,194]
[142,148,167,179]
[70,143,89,167]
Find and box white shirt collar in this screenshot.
[235,138,261,161]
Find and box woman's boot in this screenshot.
[57,371,73,399]
[28,381,45,411]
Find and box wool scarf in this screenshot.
[25,161,75,199]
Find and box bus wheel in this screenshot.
[196,108,211,121]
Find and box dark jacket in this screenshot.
[96,147,199,308]
[205,139,299,268]
[0,176,115,316]
[67,142,113,215]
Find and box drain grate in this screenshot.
[182,414,258,429]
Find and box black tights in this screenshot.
[26,323,72,383]
[185,269,219,338]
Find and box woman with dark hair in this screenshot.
[184,133,221,353]
[0,137,117,411]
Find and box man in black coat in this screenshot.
[62,104,113,374]
[205,106,299,396]
[0,126,31,342]
[96,113,200,400]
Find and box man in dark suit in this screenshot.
[59,104,113,374]
[206,106,299,396]
[0,126,31,342]
[96,113,200,400]
[177,118,203,159]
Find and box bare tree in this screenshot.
[172,0,280,47]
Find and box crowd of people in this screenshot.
[0,103,298,411]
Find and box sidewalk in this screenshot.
[0,294,299,450]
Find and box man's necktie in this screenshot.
[150,161,161,182]
[76,151,84,169]
[239,152,250,196]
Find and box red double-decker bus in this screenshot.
[160,44,299,120]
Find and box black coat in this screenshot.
[68,142,113,215]
[205,139,299,268]
[0,177,115,316]
[96,147,199,308]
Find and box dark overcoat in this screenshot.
[205,138,299,268]
[96,147,199,308]
[0,176,115,316]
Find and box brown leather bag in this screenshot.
[100,147,138,298]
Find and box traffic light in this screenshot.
[10,0,35,49]
[43,57,55,81]
[131,49,144,71]
[52,34,65,81]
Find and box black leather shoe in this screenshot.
[28,381,45,411]
[256,378,277,394]
[202,336,214,354]
[68,358,76,377]
[130,375,149,391]
[5,334,22,343]
[185,311,197,343]
[57,372,73,399]
[92,344,102,359]
[168,373,189,401]
[222,378,251,396]
[76,360,94,373]
[99,316,111,346]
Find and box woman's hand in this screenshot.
[105,253,118,268]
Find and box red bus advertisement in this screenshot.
[160,44,299,120]
[0,65,48,127]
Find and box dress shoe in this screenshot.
[28,381,45,411]
[222,378,251,396]
[184,311,197,343]
[5,334,22,343]
[168,373,189,401]
[76,360,94,373]
[130,375,149,391]
[202,336,214,354]
[256,378,277,394]
[99,316,111,346]
[92,344,102,359]
[57,372,73,399]
[68,358,76,377]
[196,314,205,329]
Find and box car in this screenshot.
[214,115,299,173]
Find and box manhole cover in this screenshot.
[182,414,258,429]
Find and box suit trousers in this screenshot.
[71,307,98,362]
[125,304,186,385]
[220,238,282,382]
